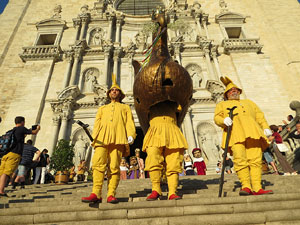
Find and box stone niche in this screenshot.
[197,122,222,165]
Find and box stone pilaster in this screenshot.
[72,19,81,43]
[69,47,82,86]
[183,110,197,156]
[113,47,122,79]
[203,45,215,80]
[79,14,90,40]
[115,16,124,44]
[102,45,112,86]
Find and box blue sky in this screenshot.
[0,0,9,14]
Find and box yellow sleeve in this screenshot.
[250,100,269,130]
[92,106,103,139]
[214,103,226,128]
[125,105,136,139]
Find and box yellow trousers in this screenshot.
[231,139,263,192]
[91,144,124,198]
[145,147,184,196]
[0,152,21,176]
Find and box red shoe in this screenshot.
[168,194,182,200]
[253,189,273,195]
[239,187,253,196]
[146,191,161,201]
[81,193,102,203]
[107,195,119,204]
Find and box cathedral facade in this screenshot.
[0,0,300,170]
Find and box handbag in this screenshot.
[276,143,289,152]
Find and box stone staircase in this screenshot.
[1,174,300,225]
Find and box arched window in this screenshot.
[117,0,165,16]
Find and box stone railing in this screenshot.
[222,38,263,54]
[19,45,62,62]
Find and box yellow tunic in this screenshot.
[92,102,136,156]
[214,99,270,151]
[142,101,188,151]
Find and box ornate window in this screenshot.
[116,0,165,16]
[215,12,262,54]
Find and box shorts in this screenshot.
[17,165,29,176]
[225,166,231,172]
[0,152,21,176]
[263,152,273,164]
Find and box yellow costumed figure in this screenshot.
[214,76,273,195]
[81,75,136,204]
[144,101,188,200]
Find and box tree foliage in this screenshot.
[50,139,75,173]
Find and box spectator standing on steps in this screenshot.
[0,116,40,196]
[34,149,49,184]
[13,140,41,189]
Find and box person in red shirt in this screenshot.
[192,148,206,175]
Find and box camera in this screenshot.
[32,125,38,130]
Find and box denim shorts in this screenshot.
[263,152,273,164]
[17,165,29,176]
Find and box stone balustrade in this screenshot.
[19,45,62,62]
[222,38,263,54]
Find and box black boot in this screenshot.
[20,182,25,189]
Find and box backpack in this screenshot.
[0,128,16,157]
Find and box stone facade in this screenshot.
[0,0,299,169]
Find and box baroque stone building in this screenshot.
[0,0,300,170]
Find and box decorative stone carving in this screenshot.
[197,122,222,164]
[134,31,148,51]
[89,28,106,46]
[186,64,203,88]
[19,46,63,62]
[52,5,62,18]
[206,80,225,103]
[222,38,263,54]
[219,0,228,13]
[73,134,89,168]
[57,86,80,100]
[82,68,100,93]
[80,5,89,16]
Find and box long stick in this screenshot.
[218,106,237,197]
[75,120,93,142]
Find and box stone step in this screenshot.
[1,207,300,225]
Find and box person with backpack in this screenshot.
[0,116,40,196]
[12,140,41,189]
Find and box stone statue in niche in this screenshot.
[192,3,202,14]
[135,31,147,51]
[197,122,221,164]
[187,64,203,88]
[178,26,196,42]
[91,28,106,46]
[74,134,89,168]
[82,68,100,93]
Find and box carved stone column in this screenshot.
[113,47,122,79]
[115,16,124,44]
[107,15,115,41]
[73,19,81,43]
[62,51,74,88]
[69,48,82,85]
[79,14,90,40]
[195,14,203,36]
[49,115,61,156]
[202,15,210,39]
[183,110,197,156]
[102,45,112,86]
[211,45,222,79]
[204,46,215,80]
